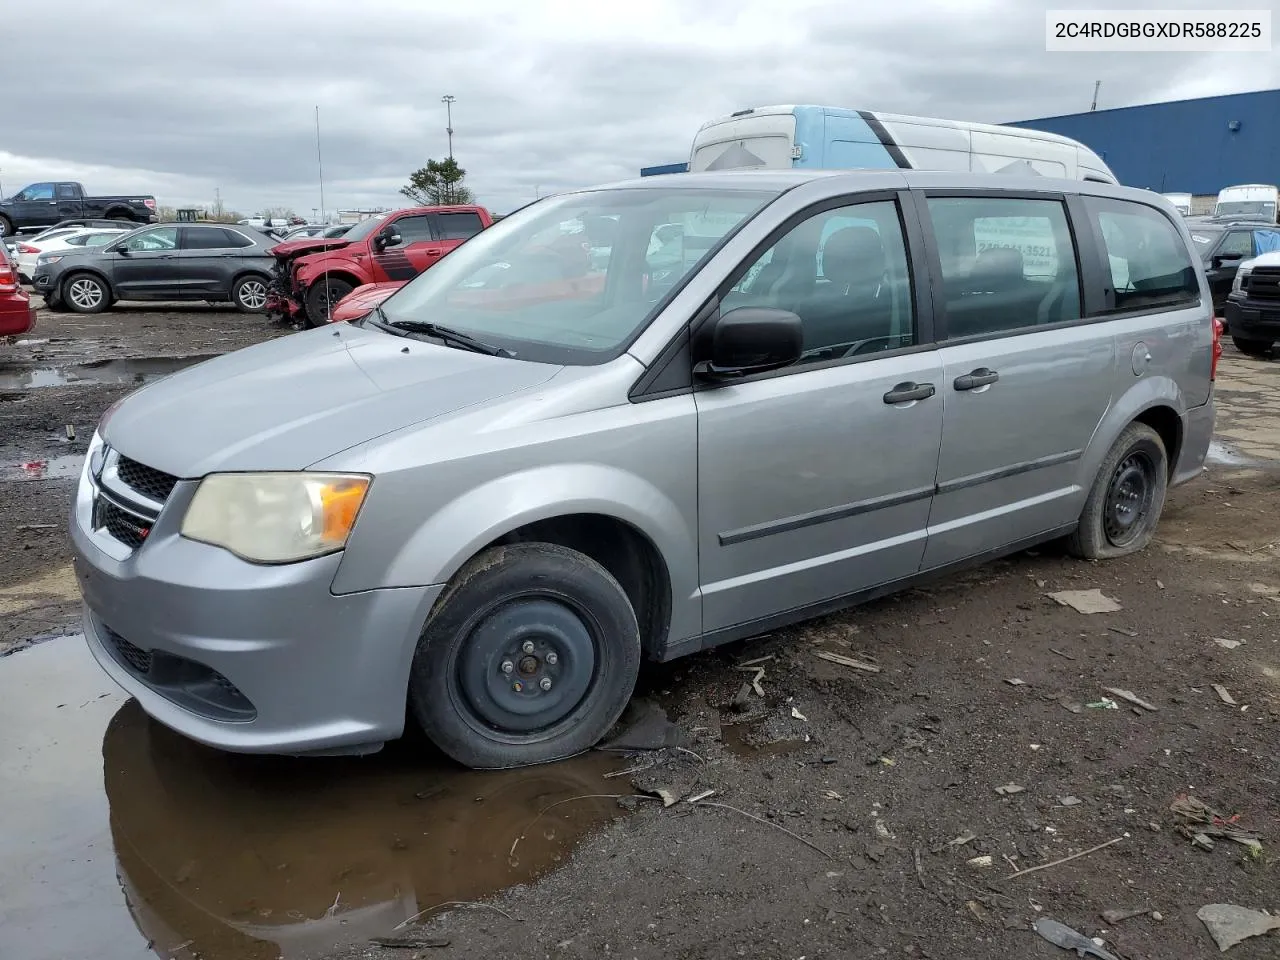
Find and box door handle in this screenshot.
[424,249,442,257]
[883,382,936,404]
[953,367,999,391]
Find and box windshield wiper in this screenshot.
[384,314,513,357]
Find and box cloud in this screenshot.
[5,0,1276,215]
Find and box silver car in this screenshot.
[71,170,1217,768]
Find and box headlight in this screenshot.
[1232,263,1253,295]
[181,472,371,563]
[87,431,106,478]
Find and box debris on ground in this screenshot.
[791,706,808,722]
[995,783,1025,796]
[1170,795,1263,855]
[1213,638,1243,649]
[1085,697,1119,710]
[1212,684,1238,706]
[1056,796,1082,807]
[967,855,994,868]
[1048,589,1123,614]
[812,650,882,673]
[1033,918,1121,960]
[1008,837,1125,879]
[947,831,977,847]
[1102,687,1158,711]
[1101,906,1153,924]
[1006,678,1027,686]
[369,935,451,949]
[597,700,690,752]
[1196,903,1280,952]
[1060,699,1085,714]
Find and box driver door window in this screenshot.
[121,227,178,252]
[1218,231,1254,259]
[725,199,916,362]
[20,183,54,202]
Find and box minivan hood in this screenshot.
[102,325,561,477]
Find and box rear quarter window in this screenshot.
[1085,198,1199,312]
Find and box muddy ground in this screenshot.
[1,305,1278,960]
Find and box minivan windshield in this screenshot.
[376,187,777,364]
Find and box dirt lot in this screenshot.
[1,306,1278,960]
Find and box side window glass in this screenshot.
[25,183,55,201]
[926,196,1081,338]
[123,227,178,252]
[56,184,80,200]
[438,212,484,240]
[1218,231,1253,258]
[393,215,434,243]
[1087,199,1199,310]
[726,200,916,362]
[220,229,254,248]
[183,228,229,250]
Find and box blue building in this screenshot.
[1008,88,1280,196]
[642,89,1280,198]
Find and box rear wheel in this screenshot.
[0,216,12,238]
[1231,335,1273,358]
[1068,423,1168,560]
[304,277,353,326]
[232,274,269,313]
[62,273,111,314]
[409,542,641,769]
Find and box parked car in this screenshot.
[330,280,401,322]
[1223,249,1280,356]
[32,222,275,313]
[27,217,139,240]
[0,243,36,336]
[14,227,127,283]
[1186,220,1280,315]
[265,205,494,326]
[280,223,351,242]
[0,182,157,236]
[71,171,1216,770]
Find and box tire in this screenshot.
[232,274,269,313]
[0,216,12,238]
[409,542,641,769]
[62,272,111,314]
[304,277,353,327]
[1068,423,1168,560]
[1231,335,1273,358]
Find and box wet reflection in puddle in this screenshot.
[1206,439,1274,467]
[0,639,629,960]
[1,453,84,481]
[0,355,217,390]
[105,702,625,959]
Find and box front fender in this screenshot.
[295,256,368,288]
[332,462,700,644]
[1077,374,1187,491]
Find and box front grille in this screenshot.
[116,456,178,503]
[96,498,152,549]
[106,627,153,674]
[1245,267,1280,302]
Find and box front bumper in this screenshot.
[1224,297,1280,342]
[71,450,442,755]
[264,261,305,323]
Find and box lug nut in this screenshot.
[513,681,523,692]
[501,660,514,674]
[545,651,558,665]
[539,677,553,691]
[522,640,536,654]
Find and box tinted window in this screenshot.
[21,183,54,201]
[725,200,915,361]
[220,229,255,248]
[84,232,121,247]
[391,215,434,244]
[1087,199,1199,311]
[55,184,80,200]
[1218,231,1254,258]
[926,196,1080,338]
[121,227,178,252]
[184,227,231,250]
[438,211,485,240]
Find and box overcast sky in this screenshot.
[4,0,1276,216]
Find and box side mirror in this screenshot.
[378,230,402,250]
[109,245,129,255]
[696,307,803,379]
[1212,252,1244,269]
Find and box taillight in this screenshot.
[16,244,39,254]
[1211,317,1223,381]
[144,198,157,210]
[0,263,15,293]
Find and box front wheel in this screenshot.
[304,277,353,327]
[1231,334,1273,358]
[232,274,269,313]
[1068,423,1168,560]
[409,542,641,769]
[0,216,12,238]
[62,273,111,314]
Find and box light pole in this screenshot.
[441,95,456,161]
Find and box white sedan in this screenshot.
[14,228,127,283]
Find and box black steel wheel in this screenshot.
[304,277,353,327]
[1068,422,1168,559]
[410,543,641,769]
[1102,450,1157,549]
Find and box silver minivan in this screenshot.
[72,170,1218,769]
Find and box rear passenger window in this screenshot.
[1086,199,1199,311]
[726,199,915,362]
[926,196,1081,339]
[438,212,485,240]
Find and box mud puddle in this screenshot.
[0,354,216,390]
[1206,439,1278,468]
[0,638,628,960]
[1,453,84,482]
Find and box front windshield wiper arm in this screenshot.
[384,314,514,358]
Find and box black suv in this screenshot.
[1185,219,1280,316]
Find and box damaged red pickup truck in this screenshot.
[265,205,493,326]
